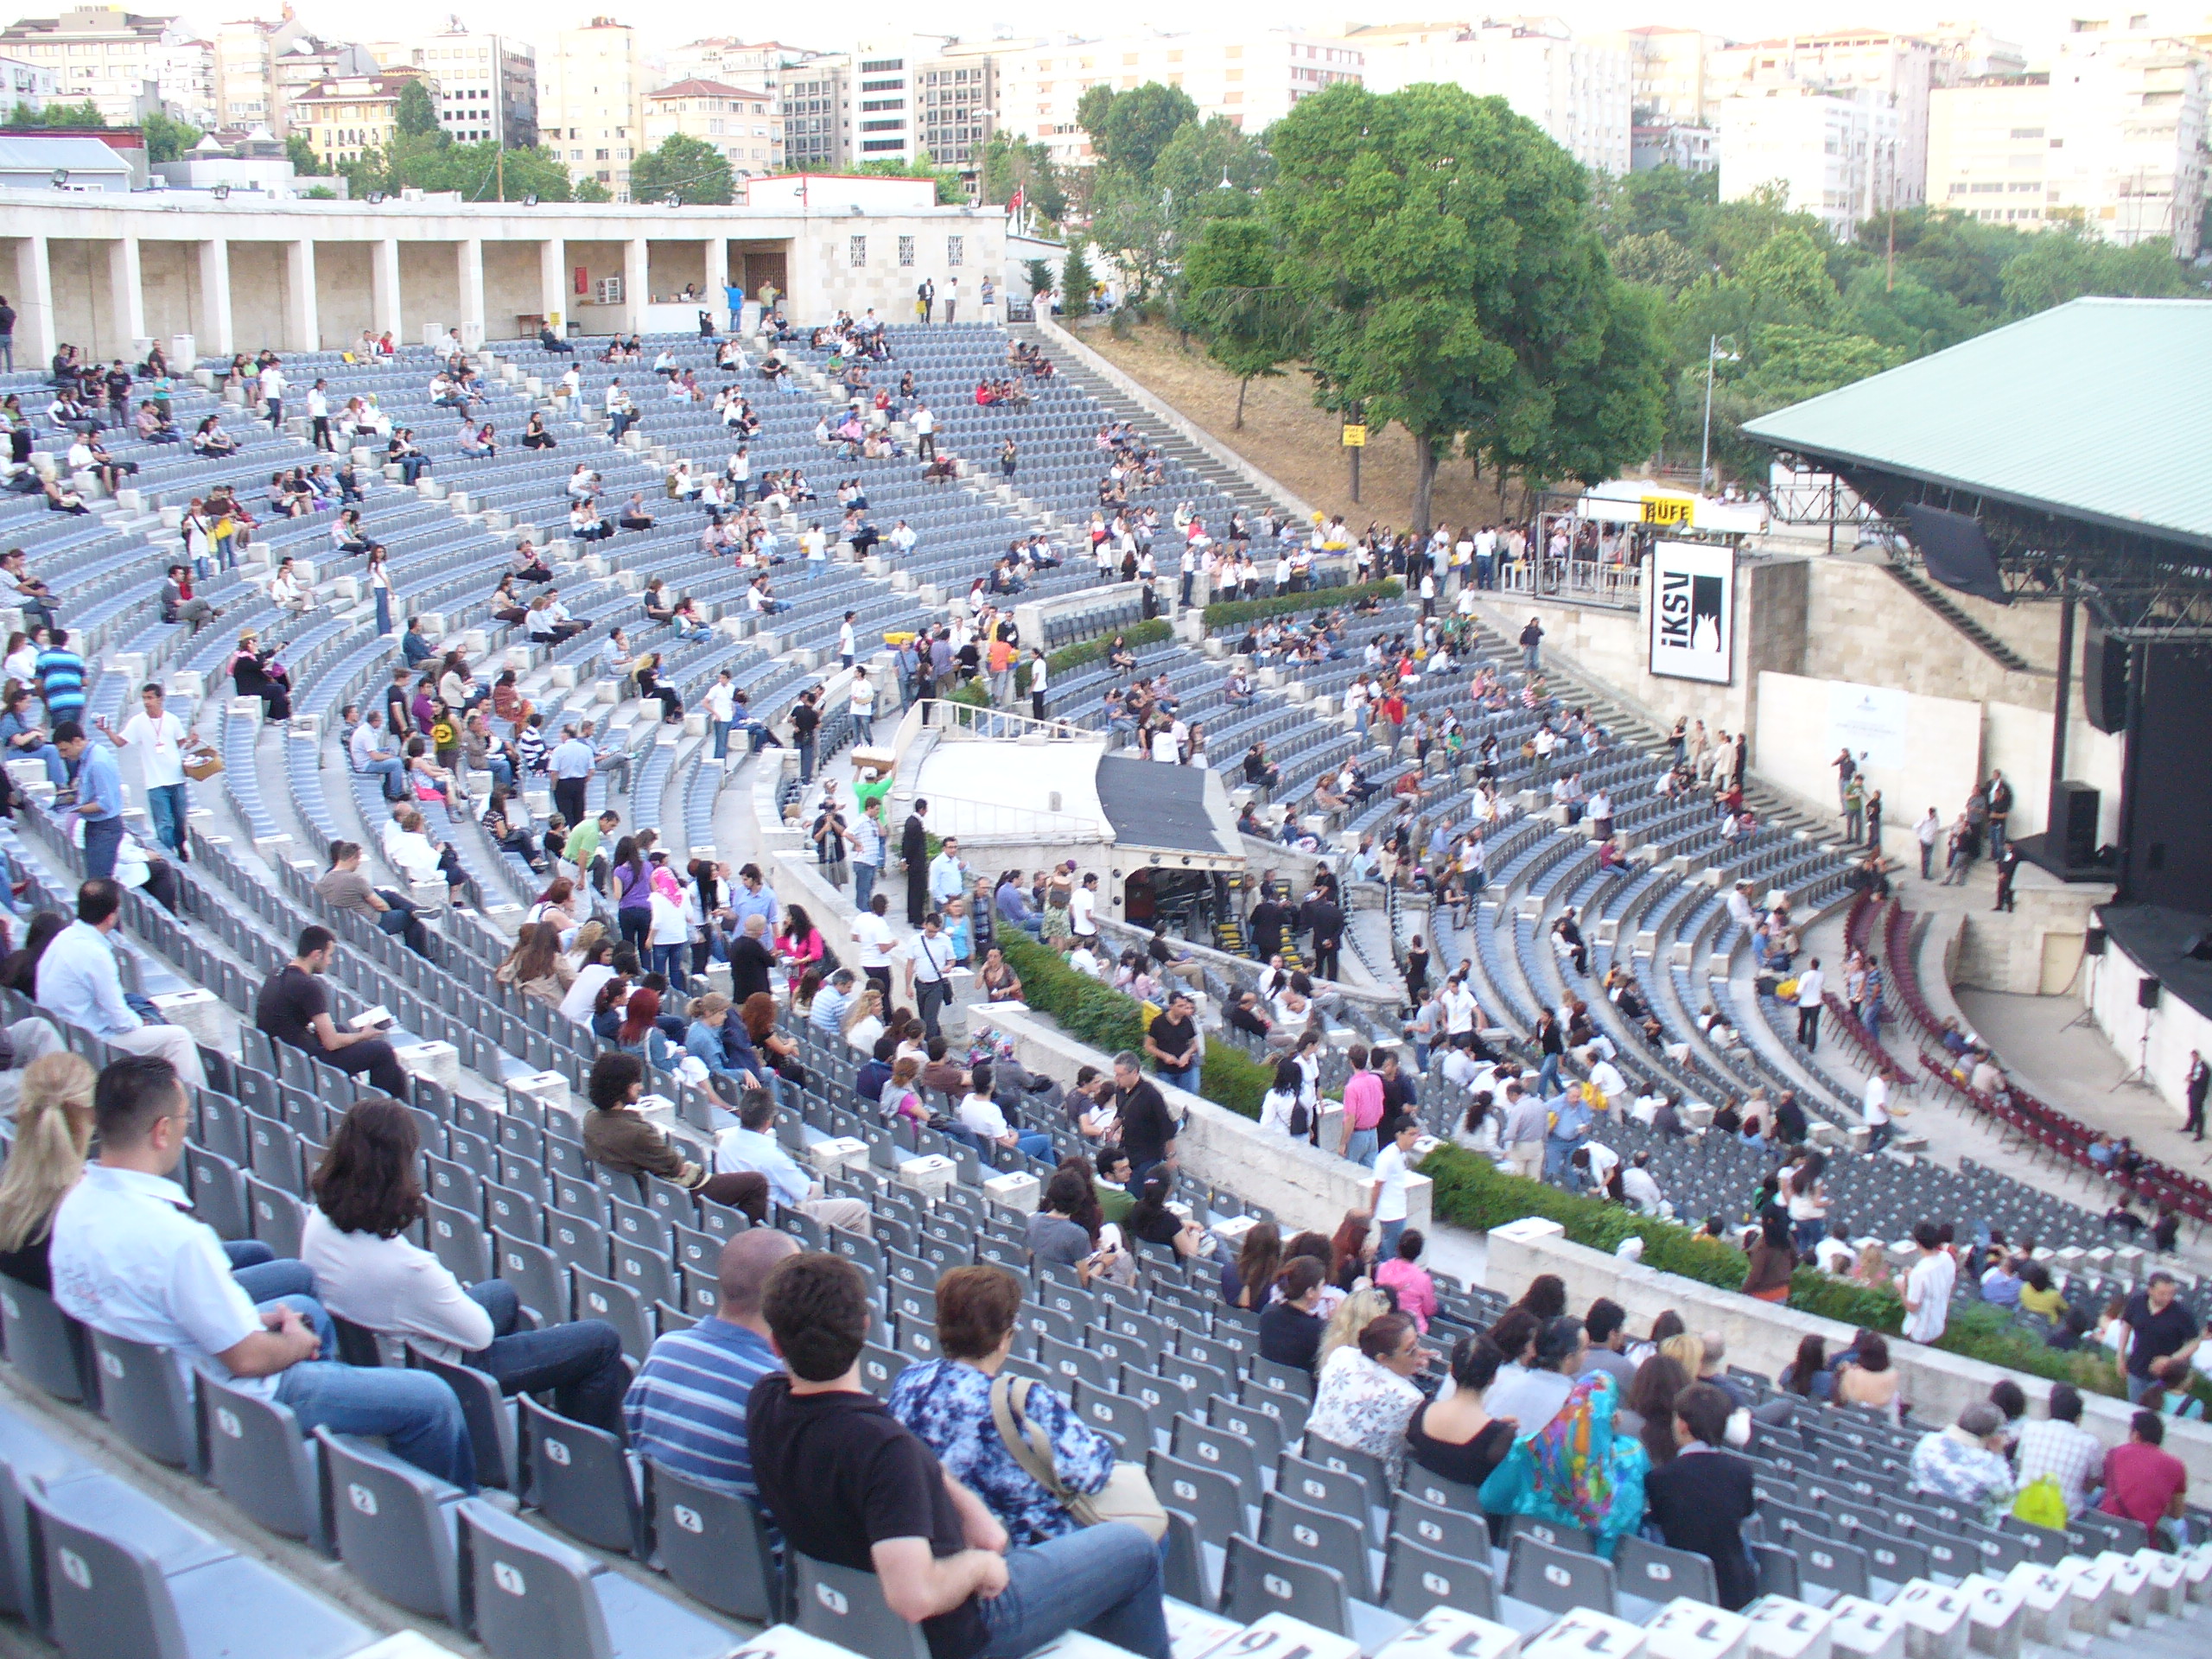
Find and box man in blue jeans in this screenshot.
[51,1055,476,1491]
[747,1251,1170,1659]
[53,721,124,880]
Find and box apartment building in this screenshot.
[997,29,1363,168]
[1711,29,1938,207]
[643,79,779,175]
[537,16,650,197]
[0,50,60,111]
[1356,17,1631,175]
[916,41,999,175]
[1614,22,1709,124]
[212,14,372,138]
[780,59,847,171]
[1927,19,2207,255]
[0,5,178,124]
[1716,84,1898,239]
[362,30,536,148]
[289,69,432,168]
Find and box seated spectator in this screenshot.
[1305,1311,1429,1484]
[747,1252,1171,1658]
[1026,1169,1113,1283]
[2101,1409,2190,1548]
[257,925,409,1095]
[712,1090,874,1236]
[1484,1315,1586,1433]
[1643,1382,1759,1609]
[1372,1227,1437,1332]
[582,1051,768,1217]
[1407,1336,1517,1491]
[53,1055,475,1488]
[315,841,430,957]
[889,1264,1124,1544]
[1909,1401,2016,1524]
[2013,1383,2102,1517]
[303,1098,626,1432]
[1123,1168,1208,1260]
[1258,1256,1329,1371]
[0,1053,115,1291]
[35,878,207,1086]
[625,1229,798,1492]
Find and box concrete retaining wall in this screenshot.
[1485,1217,2212,1484]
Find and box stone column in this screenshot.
[108,235,146,356]
[197,238,233,359]
[284,238,319,353]
[623,235,647,334]
[14,235,57,367]
[703,235,727,309]
[371,237,403,340]
[539,236,567,330]
[458,237,486,347]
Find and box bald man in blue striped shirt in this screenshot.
[624,1229,798,1495]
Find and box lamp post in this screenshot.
[1698,335,1738,493]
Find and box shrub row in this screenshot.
[1201,578,1402,631]
[1421,1145,2130,1397]
[1016,616,1173,697]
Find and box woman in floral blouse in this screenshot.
[887,1263,1118,1546]
[1304,1310,1432,1486]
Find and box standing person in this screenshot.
[1916,806,1941,881]
[2186,1049,2208,1141]
[1863,1071,1893,1154]
[1339,1046,1386,1167]
[1112,1050,1175,1192]
[549,723,594,833]
[1519,616,1543,672]
[257,925,411,1096]
[1369,1117,1421,1256]
[1985,770,2012,864]
[0,294,13,374]
[790,690,821,785]
[1027,648,1050,721]
[52,721,124,880]
[1993,843,2020,913]
[849,671,876,747]
[1143,992,1201,1093]
[2117,1271,2201,1407]
[1070,871,1099,954]
[1795,957,1825,1052]
[852,798,887,917]
[902,799,930,925]
[99,683,207,861]
[903,912,956,1042]
[746,1253,1172,1659]
[1897,1221,1958,1348]
[703,669,736,761]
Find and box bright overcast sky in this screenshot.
[194,2,2120,60]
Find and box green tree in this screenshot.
[142,109,202,163]
[572,174,612,202]
[1262,82,1662,532]
[1087,169,1175,302]
[16,98,105,128]
[391,140,572,200]
[1997,223,2192,316]
[1179,215,1286,429]
[395,78,443,140]
[283,133,318,175]
[630,133,733,206]
[1060,245,1095,317]
[338,147,390,198]
[1150,116,1273,231]
[1735,227,1836,318]
[982,130,1065,220]
[853,151,965,205]
[1023,258,1055,298]
[1594,163,1717,246]
[1075,84,1117,148]
[1611,231,1700,295]
[1082,82,1198,186]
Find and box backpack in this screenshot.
[1288,1100,1311,1140]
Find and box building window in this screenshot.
[946,235,963,267]
[899,235,915,266]
[849,236,867,266]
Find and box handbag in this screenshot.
[988,1374,1166,1541]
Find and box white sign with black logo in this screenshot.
[1648,539,1735,684]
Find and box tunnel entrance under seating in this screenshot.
[1123,867,1225,938]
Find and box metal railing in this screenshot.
[1490,556,1643,610]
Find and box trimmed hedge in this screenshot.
[1421,1145,2131,1397]
[997,932,1271,1121]
[1202,578,1402,632]
[1016,617,1174,696]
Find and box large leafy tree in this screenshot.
[394,140,572,200]
[395,78,443,139]
[1997,223,2192,315]
[1151,116,1272,230]
[1179,215,1285,428]
[1080,82,1198,186]
[1262,82,1663,532]
[1061,245,1096,317]
[143,109,201,162]
[982,130,1065,221]
[853,151,965,205]
[631,133,733,206]
[283,133,317,175]
[11,98,104,128]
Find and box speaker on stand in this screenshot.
[2062,925,2105,1032]
[2113,975,2158,1092]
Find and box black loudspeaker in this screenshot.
[2186,933,2212,963]
[2083,624,2130,734]
[2056,780,2100,866]
[2083,925,2107,957]
[2138,976,2163,1010]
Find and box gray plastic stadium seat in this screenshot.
[0,1407,86,1630]
[405,1343,518,1490]
[1391,1491,1490,1563]
[1148,1448,1247,1543]
[458,1497,736,1659]
[1382,1535,1498,1623]
[1400,1466,1489,1517]
[1615,1534,1719,1609]
[1302,1432,1389,1507]
[1753,1541,1802,1600]
[1262,1491,1374,1599]
[28,1472,374,1659]
[88,1331,200,1472]
[1221,1532,1353,1635]
[1793,1530,1872,1600]
[1161,1506,1212,1610]
[645,1460,783,1624]
[521,1395,641,1555]
[1505,1532,1618,1617]
[315,1429,465,1624]
[794,1552,932,1658]
[0,1278,91,1402]
[196,1368,326,1552]
[1501,1512,1593,1554]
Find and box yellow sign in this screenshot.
[1341,424,1368,448]
[1641,496,1692,527]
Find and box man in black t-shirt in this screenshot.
[789,689,821,784]
[2120,1272,2202,1405]
[1110,1050,1175,1189]
[255,925,410,1096]
[747,1253,1168,1659]
[1142,995,1199,1093]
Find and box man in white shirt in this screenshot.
[712,1093,871,1235]
[1621,1152,1665,1216]
[605,378,636,441]
[1068,941,1104,980]
[848,675,876,747]
[307,378,331,449]
[1440,977,1478,1039]
[1795,957,1826,1052]
[1069,873,1099,944]
[259,361,286,427]
[99,683,198,857]
[1897,1221,1957,1345]
[928,839,968,913]
[703,671,737,762]
[1369,1116,1421,1255]
[1864,1071,1892,1153]
[348,710,408,801]
[1812,1223,1856,1276]
[35,878,205,1085]
[912,403,937,461]
[53,1052,474,1484]
[954,1062,1052,1160]
[837,611,857,668]
[850,893,898,1001]
[903,912,957,1041]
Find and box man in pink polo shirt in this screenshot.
[1338,1044,1386,1168]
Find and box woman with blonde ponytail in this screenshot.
[0,1052,97,1290]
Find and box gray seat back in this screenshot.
[1615,1533,1719,1608]
[405,1343,518,1490]
[0,1408,85,1627]
[1220,1532,1352,1636]
[457,1496,612,1659]
[1160,1506,1211,1611]
[793,1552,931,1659]
[1505,1532,1618,1617]
[315,1428,464,1625]
[645,1459,782,1624]
[1382,1535,1498,1623]
[521,1395,639,1556]
[0,1279,91,1402]
[196,1368,324,1552]
[88,1332,199,1473]
[1262,1490,1372,1599]
[24,1473,214,1659]
[1391,1491,1490,1563]
[184,1147,250,1242]
[1302,1431,1389,1506]
[1147,1448,1246,1543]
[1400,1465,1488,1516]
[1793,1530,1872,1599]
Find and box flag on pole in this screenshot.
[1007,185,1024,217]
